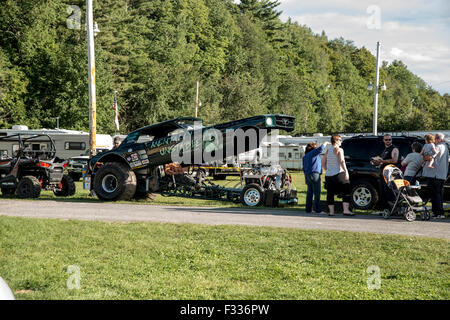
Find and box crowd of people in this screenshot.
[302,132,449,218]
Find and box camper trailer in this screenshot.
[0,125,113,160]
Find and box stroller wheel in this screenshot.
[404,208,416,222]
[383,209,390,219]
[421,208,431,221]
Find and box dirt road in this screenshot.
[0,199,449,239]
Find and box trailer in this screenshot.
[160,164,297,207]
[0,125,113,160]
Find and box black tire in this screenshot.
[69,172,82,181]
[240,183,264,207]
[54,175,76,197]
[1,188,16,196]
[421,208,431,221]
[16,176,41,199]
[93,162,136,201]
[350,180,379,210]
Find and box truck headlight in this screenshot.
[266,117,273,126]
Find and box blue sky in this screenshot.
[274,0,450,95]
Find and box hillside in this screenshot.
[0,0,448,134]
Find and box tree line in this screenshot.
[0,0,448,135]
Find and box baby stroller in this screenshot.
[382,165,430,221]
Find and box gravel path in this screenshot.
[0,199,449,239]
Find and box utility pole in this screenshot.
[195,81,199,118]
[373,41,381,136]
[86,0,97,156]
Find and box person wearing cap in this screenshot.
[113,137,122,149]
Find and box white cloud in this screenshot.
[278,0,450,94]
[390,47,433,62]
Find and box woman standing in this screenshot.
[322,134,353,216]
[302,142,328,214]
[401,142,423,183]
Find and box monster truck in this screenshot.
[84,114,296,204]
[0,134,76,198]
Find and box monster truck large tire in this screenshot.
[16,176,41,199]
[93,162,136,201]
[54,174,76,197]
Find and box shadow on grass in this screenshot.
[169,205,450,223]
[2,194,447,223]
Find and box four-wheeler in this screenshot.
[341,135,449,210]
[83,114,297,205]
[0,134,76,198]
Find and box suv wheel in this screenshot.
[350,180,378,210]
[93,162,136,201]
[16,176,41,199]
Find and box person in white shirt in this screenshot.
[322,134,353,216]
[422,133,449,218]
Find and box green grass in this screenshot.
[0,216,448,300]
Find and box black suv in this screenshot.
[341,135,450,210]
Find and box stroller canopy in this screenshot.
[382,164,404,184]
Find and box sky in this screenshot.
[275,0,450,95]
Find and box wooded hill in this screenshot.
[0,0,448,134]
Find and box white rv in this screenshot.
[0,125,113,160]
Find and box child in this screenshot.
[420,134,437,168]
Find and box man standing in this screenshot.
[113,137,122,149]
[422,133,449,218]
[371,134,400,209]
[371,134,400,168]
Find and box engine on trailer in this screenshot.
[240,164,297,207]
[157,162,297,207]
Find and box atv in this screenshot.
[0,134,76,198]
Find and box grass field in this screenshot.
[1,172,448,300]
[0,216,448,300]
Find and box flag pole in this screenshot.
[113,90,119,136]
[87,0,97,157]
[195,81,199,118]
